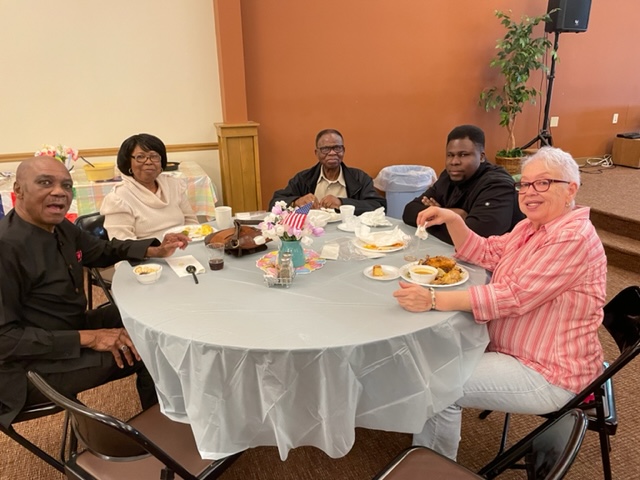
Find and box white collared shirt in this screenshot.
[314,166,347,199]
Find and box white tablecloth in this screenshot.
[113,220,489,460]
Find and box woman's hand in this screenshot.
[393,281,433,312]
[416,206,457,228]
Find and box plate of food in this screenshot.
[353,238,406,253]
[164,224,217,242]
[363,264,400,281]
[399,255,469,287]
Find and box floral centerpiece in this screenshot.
[34,144,79,170]
[259,201,324,267]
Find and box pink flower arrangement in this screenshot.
[35,144,79,170]
[259,201,324,245]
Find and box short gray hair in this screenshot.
[521,146,580,186]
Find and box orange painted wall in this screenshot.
[237,0,640,206]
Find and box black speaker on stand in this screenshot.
[520,0,592,150]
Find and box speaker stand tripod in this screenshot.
[520,31,560,150]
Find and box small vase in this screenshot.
[279,239,305,268]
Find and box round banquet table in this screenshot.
[112,219,489,460]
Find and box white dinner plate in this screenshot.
[363,265,400,281]
[399,262,470,287]
[164,224,217,243]
[353,238,406,253]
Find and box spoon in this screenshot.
[80,156,96,168]
[186,265,199,284]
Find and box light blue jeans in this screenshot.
[413,352,575,460]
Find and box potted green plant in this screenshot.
[479,9,554,173]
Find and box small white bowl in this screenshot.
[133,264,163,284]
[408,264,438,284]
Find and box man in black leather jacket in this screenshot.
[268,129,386,215]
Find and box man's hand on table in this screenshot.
[294,194,320,209]
[319,194,341,209]
[145,232,190,258]
[79,328,140,368]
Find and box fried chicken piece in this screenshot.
[432,266,464,285]
[420,255,457,272]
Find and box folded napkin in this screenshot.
[164,255,206,277]
[359,207,392,227]
[355,225,409,247]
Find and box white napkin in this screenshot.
[355,225,409,247]
[164,255,206,277]
[359,207,392,227]
[415,224,429,240]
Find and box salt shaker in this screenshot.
[278,251,294,282]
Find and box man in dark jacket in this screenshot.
[268,129,386,215]
[0,156,189,428]
[403,125,523,244]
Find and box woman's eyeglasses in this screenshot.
[132,153,162,164]
[317,145,345,155]
[515,179,570,193]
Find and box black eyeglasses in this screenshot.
[131,153,161,164]
[515,179,571,193]
[317,145,345,155]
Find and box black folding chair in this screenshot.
[27,371,241,480]
[0,402,69,473]
[477,285,640,480]
[74,213,114,308]
[373,409,588,480]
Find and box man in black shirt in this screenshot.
[0,156,189,428]
[403,125,523,244]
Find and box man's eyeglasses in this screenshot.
[317,145,345,155]
[132,153,162,164]
[515,179,570,193]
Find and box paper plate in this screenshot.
[164,224,216,243]
[363,265,400,281]
[352,238,406,253]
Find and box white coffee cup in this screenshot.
[339,204,356,223]
[215,206,233,229]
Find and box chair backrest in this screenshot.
[480,409,588,479]
[559,286,640,412]
[26,371,197,480]
[74,213,109,240]
[602,285,640,354]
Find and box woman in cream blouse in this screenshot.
[101,133,197,240]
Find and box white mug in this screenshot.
[339,204,355,223]
[215,206,233,229]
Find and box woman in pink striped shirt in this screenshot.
[393,146,607,459]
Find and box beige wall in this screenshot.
[0,0,223,193]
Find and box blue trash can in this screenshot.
[374,165,436,219]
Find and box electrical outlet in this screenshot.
[550,116,559,128]
[612,113,619,124]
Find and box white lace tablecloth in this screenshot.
[113,220,489,460]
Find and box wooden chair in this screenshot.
[374,409,588,480]
[27,371,241,480]
[477,285,640,480]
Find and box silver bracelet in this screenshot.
[429,287,436,311]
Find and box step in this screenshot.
[597,229,640,273]
[590,209,640,241]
